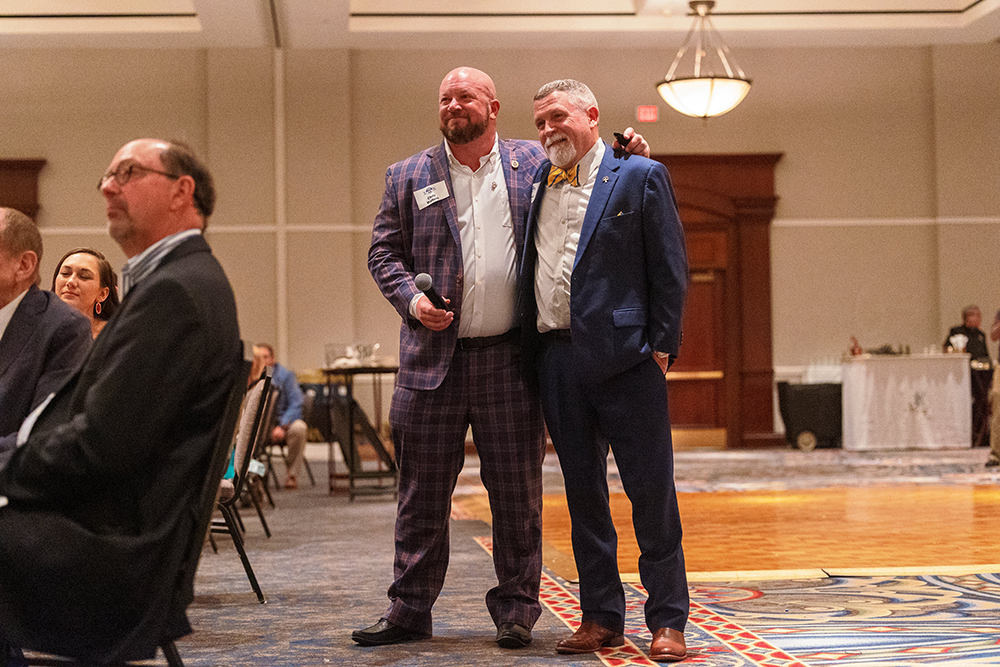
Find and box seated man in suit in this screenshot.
[252,342,308,489]
[0,207,91,457]
[0,139,242,665]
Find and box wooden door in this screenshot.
[657,155,783,449]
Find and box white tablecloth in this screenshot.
[842,354,971,450]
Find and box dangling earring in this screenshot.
[95,301,102,316]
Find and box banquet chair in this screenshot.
[210,367,272,604]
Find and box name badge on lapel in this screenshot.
[414,180,450,210]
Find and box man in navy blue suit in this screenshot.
[519,79,690,662]
[0,208,91,456]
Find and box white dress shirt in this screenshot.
[534,140,605,333]
[410,134,518,339]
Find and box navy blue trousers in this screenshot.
[538,338,688,634]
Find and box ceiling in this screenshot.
[1,0,999,50]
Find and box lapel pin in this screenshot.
[602,176,609,183]
[491,182,497,191]
[511,159,519,169]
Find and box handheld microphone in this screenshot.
[414,273,451,312]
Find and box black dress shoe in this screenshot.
[352,618,430,646]
[496,622,532,649]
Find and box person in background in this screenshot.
[252,343,307,489]
[519,79,689,662]
[945,305,992,448]
[0,208,91,456]
[359,66,649,650]
[944,305,989,360]
[51,247,120,338]
[985,310,1000,467]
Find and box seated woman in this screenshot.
[51,247,120,338]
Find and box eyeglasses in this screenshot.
[97,161,180,191]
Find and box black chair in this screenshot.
[19,356,252,667]
[210,368,273,604]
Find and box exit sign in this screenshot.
[637,105,658,123]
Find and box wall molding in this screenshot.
[774,215,1000,228]
[39,224,369,236]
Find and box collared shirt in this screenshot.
[0,287,29,342]
[121,228,201,297]
[534,140,605,333]
[271,362,305,426]
[410,134,517,338]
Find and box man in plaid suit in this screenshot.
[357,67,646,650]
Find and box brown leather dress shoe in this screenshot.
[555,622,625,654]
[649,627,687,662]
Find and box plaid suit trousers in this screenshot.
[384,338,545,635]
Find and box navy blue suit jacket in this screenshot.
[369,137,545,390]
[0,284,91,452]
[520,143,688,383]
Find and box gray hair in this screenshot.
[534,79,599,114]
[0,208,42,283]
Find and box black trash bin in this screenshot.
[777,382,842,451]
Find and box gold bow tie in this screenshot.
[547,164,580,187]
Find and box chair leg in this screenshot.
[221,505,266,603]
[259,469,275,508]
[161,640,184,667]
[249,481,272,538]
[303,455,317,486]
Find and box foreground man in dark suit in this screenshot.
[0,208,91,455]
[519,79,689,662]
[0,139,242,665]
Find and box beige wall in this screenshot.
[1,42,998,380]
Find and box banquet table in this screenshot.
[841,353,971,451]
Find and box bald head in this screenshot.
[99,138,214,257]
[438,67,500,147]
[441,67,496,99]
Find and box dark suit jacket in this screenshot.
[0,234,242,662]
[369,137,545,390]
[520,144,689,384]
[0,284,91,452]
[945,325,989,361]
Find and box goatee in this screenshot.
[544,135,577,169]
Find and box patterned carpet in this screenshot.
[25,446,992,665]
[480,536,1000,666]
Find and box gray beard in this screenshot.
[544,138,577,168]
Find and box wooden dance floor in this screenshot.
[455,447,1000,581]
[542,483,1000,580]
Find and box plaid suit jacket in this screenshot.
[369,137,546,390]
